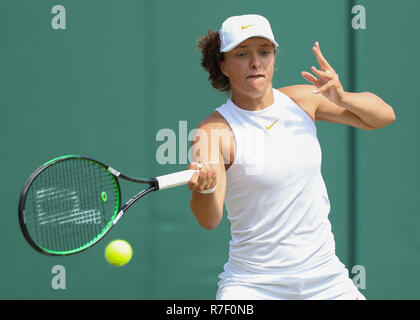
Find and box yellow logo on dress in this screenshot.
[265,119,278,130]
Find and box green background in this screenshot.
[0,0,416,299]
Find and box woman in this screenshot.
[187,14,395,300]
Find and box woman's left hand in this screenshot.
[301,41,346,105]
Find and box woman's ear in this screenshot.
[219,61,229,77]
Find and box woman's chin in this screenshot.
[246,81,269,95]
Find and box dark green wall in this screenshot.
[0,0,415,299]
[352,0,420,299]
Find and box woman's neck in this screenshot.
[230,85,274,111]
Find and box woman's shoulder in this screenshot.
[197,111,231,131]
[276,84,318,122]
[193,111,235,166]
[277,84,316,101]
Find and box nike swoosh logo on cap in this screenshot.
[241,24,255,30]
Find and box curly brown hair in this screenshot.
[196,30,230,92]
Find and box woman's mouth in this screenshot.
[246,74,265,80]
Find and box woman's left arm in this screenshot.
[301,41,396,129]
[336,91,396,129]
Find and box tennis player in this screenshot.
[187,14,395,300]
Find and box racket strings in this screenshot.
[24,158,119,254]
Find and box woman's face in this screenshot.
[219,37,276,98]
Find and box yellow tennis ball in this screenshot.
[105,240,132,267]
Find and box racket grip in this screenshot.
[156,169,198,190]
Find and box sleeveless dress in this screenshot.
[214,88,365,300]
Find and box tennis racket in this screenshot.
[18,155,198,256]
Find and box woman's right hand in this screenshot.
[187,162,217,194]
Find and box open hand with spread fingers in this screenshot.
[301,41,346,105]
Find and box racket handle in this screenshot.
[156,169,199,190]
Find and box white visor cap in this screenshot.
[219,14,278,53]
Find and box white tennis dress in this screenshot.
[214,88,365,300]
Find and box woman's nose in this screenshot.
[249,53,262,69]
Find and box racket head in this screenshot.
[18,155,121,256]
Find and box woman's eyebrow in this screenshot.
[236,43,272,49]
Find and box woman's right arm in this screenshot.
[187,116,228,230]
